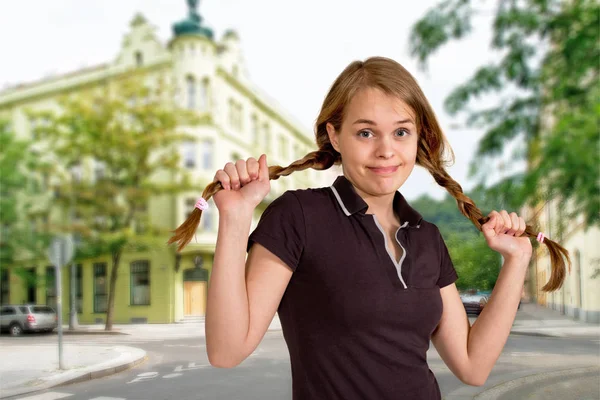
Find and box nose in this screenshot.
[375,136,394,159]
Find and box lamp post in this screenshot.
[69,162,81,330]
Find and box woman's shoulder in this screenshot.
[280,185,333,206]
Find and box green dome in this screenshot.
[172,0,214,40]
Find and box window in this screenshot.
[251,115,258,144]
[201,199,215,231]
[228,99,235,127]
[182,141,196,168]
[185,198,196,219]
[130,261,150,306]
[0,269,9,305]
[93,263,107,313]
[263,123,271,151]
[201,140,213,169]
[25,268,36,303]
[200,78,209,111]
[135,51,143,67]
[228,100,243,130]
[237,103,243,131]
[45,267,56,310]
[0,306,16,316]
[186,76,196,109]
[279,135,288,160]
[69,264,83,313]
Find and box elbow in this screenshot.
[206,345,245,369]
[207,352,242,369]
[460,372,489,387]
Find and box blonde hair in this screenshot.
[168,56,569,292]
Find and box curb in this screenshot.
[62,330,129,335]
[473,366,600,400]
[509,330,563,338]
[1,346,147,399]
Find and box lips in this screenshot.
[368,166,399,174]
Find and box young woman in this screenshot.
[169,57,569,400]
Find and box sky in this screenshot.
[0,0,507,201]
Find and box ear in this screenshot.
[326,123,340,152]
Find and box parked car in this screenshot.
[0,304,57,336]
[460,294,488,316]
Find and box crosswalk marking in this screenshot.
[15,392,72,400]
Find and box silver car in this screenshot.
[0,304,57,336]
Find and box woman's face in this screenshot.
[327,87,419,199]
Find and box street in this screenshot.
[2,328,598,400]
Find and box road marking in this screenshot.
[162,373,183,379]
[174,362,210,372]
[126,371,159,384]
[15,393,72,400]
[89,397,126,400]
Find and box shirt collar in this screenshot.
[330,175,423,227]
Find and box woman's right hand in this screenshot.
[212,154,271,214]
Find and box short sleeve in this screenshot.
[247,191,305,272]
[435,227,458,288]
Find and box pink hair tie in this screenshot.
[536,232,545,243]
[195,198,209,211]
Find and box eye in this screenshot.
[395,129,410,137]
[357,130,373,138]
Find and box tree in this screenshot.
[412,187,501,290]
[0,119,53,296]
[409,0,599,226]
[31,75,200,330]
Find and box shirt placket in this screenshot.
[370,215,409,289]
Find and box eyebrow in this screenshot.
[352,118,415,126]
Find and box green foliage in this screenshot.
[410,0,600,226]
[28,74,201,328]
[0,119,52,276]
[412,188,501,290]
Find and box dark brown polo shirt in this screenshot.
[248,175,458,400]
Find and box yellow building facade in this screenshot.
[0,2,335,323]
[523,200,600,324]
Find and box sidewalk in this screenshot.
[510,302,600,338]
[0,305,597,399]
[0,317,281,399]
[0,344,146,399]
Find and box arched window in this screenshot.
[200,78,210,111]
[135,51,143,67]
[186,76,196,109]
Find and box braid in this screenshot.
[167,147,339,252]
[419,155,570,292]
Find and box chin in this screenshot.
[366,175,403,193]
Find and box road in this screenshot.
[4,329,599,400]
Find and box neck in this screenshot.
[353,185,398,225]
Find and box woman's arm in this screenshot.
[432,254,528,385]
[206,210,293,368]
[432,210,532,385]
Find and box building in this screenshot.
[0,1,337,323]
[522,200,600,324]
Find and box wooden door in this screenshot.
[184,281,207,316]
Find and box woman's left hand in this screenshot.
[481,210,532,261]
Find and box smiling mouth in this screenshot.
[368,166,399,174]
